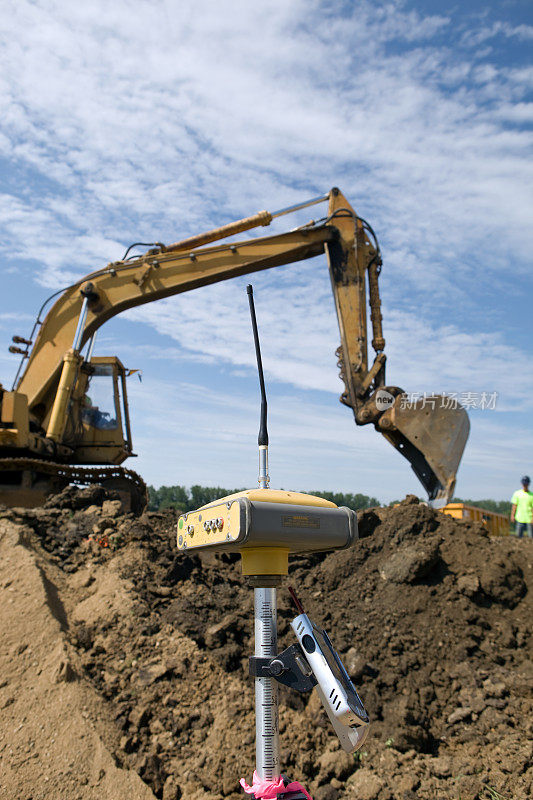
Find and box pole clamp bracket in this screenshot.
[249,644,317,693]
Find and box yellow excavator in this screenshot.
[0,188,469,512]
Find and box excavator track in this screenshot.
[0,457,148,514]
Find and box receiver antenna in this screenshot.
[247,284,270,489]
[288,585,305,615]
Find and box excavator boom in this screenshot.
[2,188,469,508]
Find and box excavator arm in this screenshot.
[322,192,469,502]
[8,188,469,503]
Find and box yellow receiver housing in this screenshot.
[176,489,357,575]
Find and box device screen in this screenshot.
[312,624,368,722]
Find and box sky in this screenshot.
[0,0,532,504]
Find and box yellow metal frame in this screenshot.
[0,391,29,448]
[441,502,510,536]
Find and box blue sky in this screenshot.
[1,0,531,504]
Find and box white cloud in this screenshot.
[120,264,533,413]
[495,102,533,123]
[460,20,533,48]
[123,370,530,502]
[0,0,531,497]
[0,0,531,287]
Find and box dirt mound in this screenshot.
[0,490,531,800]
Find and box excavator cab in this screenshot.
[73,356,133,465]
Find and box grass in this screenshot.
[484,788,507,800]
[458,786,510,800]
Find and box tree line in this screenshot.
[147,484,380,512]
[148,485,512,517]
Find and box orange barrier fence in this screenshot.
[441,503,510,536]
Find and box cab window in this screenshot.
[82,365,118,430]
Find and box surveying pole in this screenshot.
[247,282,279,781]
[176,285,366,797]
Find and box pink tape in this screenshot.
[240,770,313,800]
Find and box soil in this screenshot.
[0,487,531,800]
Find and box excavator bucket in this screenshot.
[378,395,470,505]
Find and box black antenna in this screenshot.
[247,284,268,446]
[247,284,270,488]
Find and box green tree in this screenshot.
[148,484,189,511]
[189,485,241,510]
[309,491,379,510]
[148,484,243,512]
[147,485,380,512]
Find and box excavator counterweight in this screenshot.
[1,188,469,510]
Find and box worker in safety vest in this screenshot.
[510,476,533,538]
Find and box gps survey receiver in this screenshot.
[177,488,357,562]
[175,283,370,791]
